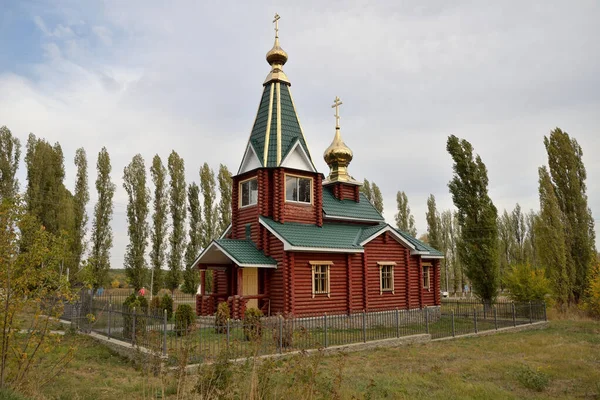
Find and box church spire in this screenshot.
[264,13,290,85]
[323,96,359,184]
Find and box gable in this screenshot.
[238,143,262,174]
[280,140,316,172]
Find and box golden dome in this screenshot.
[324,96,359,184]
[264,13,290,85]
[266,37,288,66]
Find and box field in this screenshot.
[5,318,598,399]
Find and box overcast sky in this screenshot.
[1,1,599,269]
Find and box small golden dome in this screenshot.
[266,37,288,66]
[324,128,353,166]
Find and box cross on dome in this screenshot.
[273,13,280,38]
[332,96,343,129]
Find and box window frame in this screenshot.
[378,261,396,295]
[284,174,313,205]
[310,261,332,298]
[239,177,258,208]
[422,262,431,290]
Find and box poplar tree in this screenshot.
[89,147,115,291]
[511,204,527,264]
[123,154,150,291]
[524,210,538,266]
[544,128,595,302]
[371,183,384,215]
[150,155,168,295]
[71,148,89,282]
[426,194,440,250]
[0,126,21,201]
[183,182,202,294]
[535,166,569,305]
[439,210,454,293]
[497,210,514,288]
[200,163,217,248]
[361,179,373,202]
[217,164,232,235]
[166,151,186,293]
[447,135,499,303]
[395,191,417,237]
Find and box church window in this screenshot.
[240,177,258,207]
[423,265,431,290]
[310,261,332,297]
[378,262,396,294]
[285,175,312,203]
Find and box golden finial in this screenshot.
[265,13,290,84]
[324,96,357,184]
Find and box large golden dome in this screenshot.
[323,96,358,183]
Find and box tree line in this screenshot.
[0,126,232,295]
[361,128,597,308]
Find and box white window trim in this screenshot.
[238,176,258,208]
[310,261,332,298]
[422,262,432,291]
[378,261,396,295]
[285,173,313,205]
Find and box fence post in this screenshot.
[543,302,547,322]
[107,303,112,340]
[278,316,283,353]
[512,302,516,327]
[451,310,455,337]
[529,301,533,324]
[163,309,167,357]
[473,308,478,334]
[362,310,366,343]
[324,313,328,348]
[395,308,400,338]
[132,307,136,347]
[494,306,498,330]
[425,307,429,334]
[226,318,230,348]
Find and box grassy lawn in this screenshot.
[10,319,600,399]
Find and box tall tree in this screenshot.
[535,166,569,305]
[200,163,217,248]
[371,183,384,215]
[524,210,538,266]
[447,135,499,303]
[395,191,417,236]
[361,179,373,203]
[89,147,115,291]
[166,151,186,293]
[183,182,202,294]
[544,128,596,302]
[0,126,21,201]
[426,194,440,250]
[511,204,527,265]
[217,164,232,236]
[70,148,89,283]
[123,154,150,292]
[438,210,453,293]
[497,210,514,289]
[149,155,168,295]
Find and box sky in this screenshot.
[1,0,599,269]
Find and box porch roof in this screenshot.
[193,239,278,269]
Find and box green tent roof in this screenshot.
[322,187,385,222]
[214,239,277,266]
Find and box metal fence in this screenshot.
[61,297,546,365]
[91,288,196,307]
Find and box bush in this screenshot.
[149,295,161,312]
[272,313,294,349]
[515,364,550,392]
[122,294,148,340]
[215,302,230,334]
[174,304,196,336]
[243,308,263,341]
[582,262,600,318]
[503,264,553,304]
[111,279,120,289]
[160,294,174,320]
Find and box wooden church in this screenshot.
[193,15,443,318]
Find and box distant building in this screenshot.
[193,16,443,318]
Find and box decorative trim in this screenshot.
[219,224,232,239]
[376,261,397,266]
[309,261,334,265]
[237,142,261,175]
[238,176,258,208]
[191,240,277,270]
[263,83,275,166]
[379,263,395,295]
[311,263,331,298]
[360,225,416,250]
[276,82,282,165]
[280,140,317,172]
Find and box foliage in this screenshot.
[582,262,600,318]
[426,194,440,250]
[217,163,232,236]
[360,179,372,202]
[514,364,550,392]
[243,308,263,341]
[183,182,201,294]
[361,179,384,214]
[215,302,230,334]
[89,147,115,291]
[166,151,186,293]
[122,294,148,340]
[149,295,161,312]
[199,162,217,248]
[174,304,195,336]
[110,279,120,289]
[0,199,76,391]
[123,154,150,291]
[503,264,553,304]
[395,191,417,237]
[159,294,174,320]
[70,148,89,284]
[0,126,21,201]
[149,155,168,296]
[272,313,294,348]
[543,128,596,303]
[447,135,499,303]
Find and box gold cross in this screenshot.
[332,96,343,128]
[273,13,280,38]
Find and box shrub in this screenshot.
[111,279,120,289]
[243,308,263,341]
[215,302,230,334]
[122,294,148,340]
[503,264,553,305]
[149,296,161,312]
[272,313,294,349]
[515,364,550,392]
[174,304,196,336]
[160,294,174,320]
[582,262,600,318]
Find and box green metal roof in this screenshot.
[322,187,385,222]
[393,228,444,256]
[247,82,313,168]
[215,239,277,266]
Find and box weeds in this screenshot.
[514,364,550,392]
